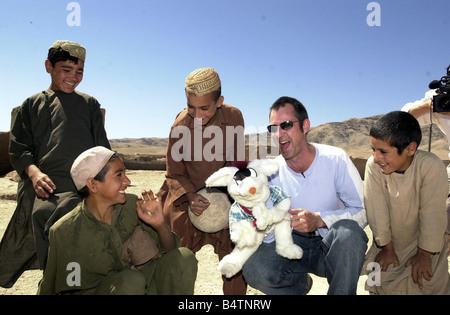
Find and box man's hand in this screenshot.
[408,99,450,118]
[289,209,326,233]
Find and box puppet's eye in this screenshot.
[233,168,250,181]
[233,167,257,186]
[248,168,257,177]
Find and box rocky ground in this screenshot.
[0,170,374,295]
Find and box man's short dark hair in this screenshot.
[270,96,309,131]
[370,111,422,154]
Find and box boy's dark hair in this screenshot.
[47,47,80,67]
[187,87,222,102]
[370,111,422,154]
[270,96,309,132]
[78,154,119,198]
[211,87,222,102]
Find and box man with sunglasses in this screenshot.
[242,96,368,295]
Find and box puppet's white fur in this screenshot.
[205,159,303,278]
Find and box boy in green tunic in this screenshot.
[0,41,110,288]
[38,146,197,295]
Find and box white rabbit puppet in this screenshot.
[205,159,303,278]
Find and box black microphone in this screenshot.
[429,80,442,89]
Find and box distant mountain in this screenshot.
[309,115,447,159]
[308,116,382,149]
[111,137,168,147]
[109,115,448,160]
[2,115,446,176]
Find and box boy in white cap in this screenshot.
[38,146,197,295]
[0,40,110,288]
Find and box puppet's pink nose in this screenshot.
[248,187,256,195]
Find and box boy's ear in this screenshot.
[86,178,98,193]
[45,59,52,73]
[216,95,224,109]
[406,141,418,156]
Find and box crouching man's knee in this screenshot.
[325,219,368,257]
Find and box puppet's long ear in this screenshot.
[205,167,238,187]
[248,159,280,177]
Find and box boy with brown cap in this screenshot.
[0,40,110,288]
[157,67,247,294]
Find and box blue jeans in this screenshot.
[242,219,368,295]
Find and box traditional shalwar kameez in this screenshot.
[37,194,197,295]
[0,89,110,287]
[364,150,450,294]
[157,104,247,294]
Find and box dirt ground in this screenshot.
[1,170,372,295]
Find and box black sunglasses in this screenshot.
[267,120,299,133]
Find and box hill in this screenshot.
[308,115,448,160]
[109,137,168,156]
[110,114,449,160]
[2,114,447,176]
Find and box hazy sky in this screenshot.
[1,0,449,139]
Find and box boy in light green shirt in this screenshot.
[38,146,197,295]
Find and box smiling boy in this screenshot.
[157,67,247,294]
[0,40,110,288]
[38,146,197,295]
[364,111,449,294]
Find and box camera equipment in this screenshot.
[429,66,450,112]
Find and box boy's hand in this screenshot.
[136,190,165,229]
[186,192,210,216]
[137,189,176,251]
[26,165,56,199]
[375,242,399,271]
[405,248,433,289]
